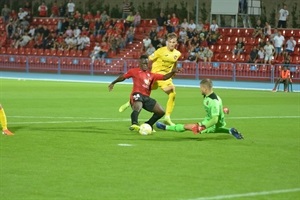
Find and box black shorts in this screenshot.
[130,93,157,112]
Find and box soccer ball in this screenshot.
[139,123,152,135]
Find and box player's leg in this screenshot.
[143,98,165,128]
[272,78,281,91]
[129,96,143,131]
[119,101,130,112]
[0,104,14,135]
[159,80,176,125]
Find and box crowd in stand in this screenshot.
[0,1,298,64]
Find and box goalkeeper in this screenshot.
[156,79,243,139]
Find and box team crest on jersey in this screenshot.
[174,55,178,59]
[206,100,209,105]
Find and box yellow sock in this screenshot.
[165,91,176,116]
[0,107,8,130]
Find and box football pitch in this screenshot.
[0,78,299,200]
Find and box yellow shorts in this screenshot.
[152,79,174,90]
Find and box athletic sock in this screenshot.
[166,91,176,116]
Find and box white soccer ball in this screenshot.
[139,123,153,135]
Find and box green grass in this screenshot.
[0,79,300,200]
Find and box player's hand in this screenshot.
[108,84,114,91]
[223,107,229,114]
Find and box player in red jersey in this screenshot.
[108,55,179,132]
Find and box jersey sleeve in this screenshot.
[123,69,134,79]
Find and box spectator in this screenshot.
[51,1,59,17]
[100,11,109,24]
[122,0,131,19]
[272,66,290,92]
[33,32,43,48]
[207,29,222,46]
[59,2,66,17]
[232,37,245,56]
[116,34,126,50]
[188,19,196,31]
[252,19,264,38]
[151,35,162,49]
[248,46,258,63]
[263,40,275,64]
[133,11,141,27]
[18,8,28,21]
[125,26,134,44]
[1,4,11,23]
[38,2,48,17]
[273,31,285,59]
[12,32,25,48]
[156,12,166,32]
[145,43,156,56]
[283,36,296,57]
[255,46,265,63]
[209,19,218,33]
[79,34,90,50]
[67,0,75,17]
[178,27,188,44]
[263,21,271,38]
[170,13,180,33]
[165,14,173,33]
[180,18,189,30]
[94,10,101,20]
[277,4,289,28]
[10,10,18,21]
[73,26,81,38]
[65,26,73,37]
[90,42,101,62]
[99,37,110,59]
[197,47,213,63]
[114,19,125,34]
[195,20,204,32]
[23,1,32,12]
[149,27,157,41]
[142,35,151,51]
[6,19,15,39]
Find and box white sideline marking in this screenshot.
[118,144,133,147]
[186,188,300,200]
[8,115,300,125]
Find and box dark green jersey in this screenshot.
[202,92,226,128]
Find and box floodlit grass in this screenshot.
[0,78,300,200]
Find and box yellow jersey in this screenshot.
[149,46,181,75]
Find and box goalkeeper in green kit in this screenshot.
[156,78,244,139]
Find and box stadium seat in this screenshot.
[76,50,83,57]
[0,47,6,54]
[44,49,51,56]
[63,49,70,57]
[83,49,90,57]
[292,56,300,64]
[50,49,57,56]
[69,49,77,57]
[37,49,44,56]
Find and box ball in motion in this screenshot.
[223,107,229,114]
[139,123,153,135]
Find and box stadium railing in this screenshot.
[0,55,299,83]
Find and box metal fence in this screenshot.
[0,55,299,83]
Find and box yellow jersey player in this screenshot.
[119,33,181,125]
[0,104,14,135]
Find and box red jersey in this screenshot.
[39,5,47,17]
[123,68,164,97]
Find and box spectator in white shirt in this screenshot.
[73,26,81,38]
[277,4,289,28]
[209,19,218,33]
[67,0,75,17]
[188,19,196,31]
[18,8,28,21]
[273,31,285,59]
[283,36,296,57]
[264,41,275,64]
[142,35,151,51]
[180,18,189,30]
